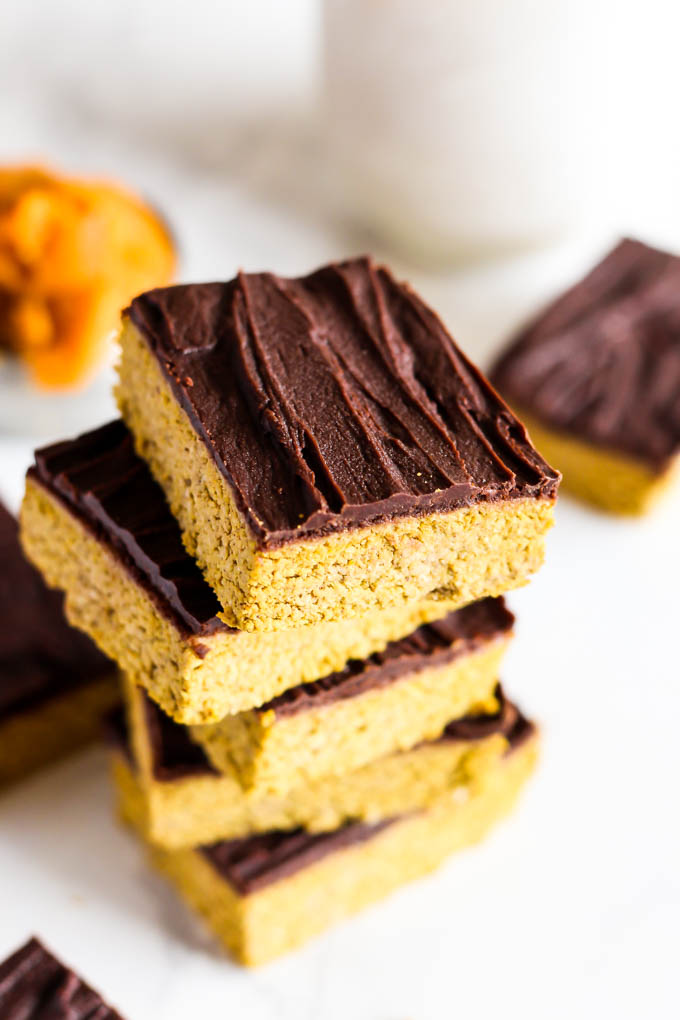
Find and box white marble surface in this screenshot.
[0,3,679,1017]
[1,457,679,1020]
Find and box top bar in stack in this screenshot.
[116,257,559,631]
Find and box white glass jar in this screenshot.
[323,0,606,264]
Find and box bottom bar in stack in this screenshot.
[111,687,537,966]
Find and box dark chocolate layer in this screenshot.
[263,597,514,719]
[0,937,123,1019]
[201,819,396,896]
[127,257,558,549]
[438,684,535,751]
[491,238,680,469]
[143,697,217,781]
[0,501,112,721]
[29,420,227,644]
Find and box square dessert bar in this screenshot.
[122,720,538,966]
[491,238,680,515]
[21,420,493,723]
[0,501,117,790]
[114,676,525,847]
[0,937,124,1018]
[191,598,513,795]
[116,257,559,630]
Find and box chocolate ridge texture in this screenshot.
[491,237,680,470]
[200,820,395,896]
[0,937,124,1019]
[127,256,559,549]
[28,419,224,640]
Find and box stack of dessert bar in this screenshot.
[20,258,559,965]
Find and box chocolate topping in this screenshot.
[107,703,214,782]
[491,238,680,469]
[438,684,536,751]
[0,937,124,1019]
[127,257,558,549]
[29,420,226,643]
[142,696,217,780]
[0,501,112,721]
[263,598,514,718]
[200,819,396,896]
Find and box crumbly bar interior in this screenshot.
[118,736,537,965]
[192,641,506,794]
[116,318,555,631]
[21,477,482,723]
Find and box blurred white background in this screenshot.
[2,0,680,417]
[0,3,679,1018]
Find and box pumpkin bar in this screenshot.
[191,599,512,794]
[120,717,537,965]
[491,238,680,515]
[0,937,124,1018]
[0,501,117,790]
[20,420,507,724]
[113,676,523,847]
[116,257,559,631]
